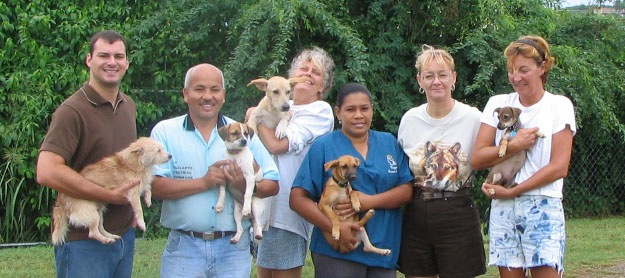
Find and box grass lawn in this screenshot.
[1,217,623,277]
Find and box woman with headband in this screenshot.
[471,35,576,278]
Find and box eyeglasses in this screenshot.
[420,71,453,83]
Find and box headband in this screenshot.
[515,39,546,61]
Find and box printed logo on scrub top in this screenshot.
[387,155,398,173]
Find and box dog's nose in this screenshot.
[168,154,172,159]
[281,103,290,111]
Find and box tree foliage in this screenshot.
[1,0,624,242]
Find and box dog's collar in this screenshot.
[507,123,518,138]
[332,176,350,187]
[226,149,243,155]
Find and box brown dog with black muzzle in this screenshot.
[485,106,545,189]
[318,155,391,256]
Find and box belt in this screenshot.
[420,188,471,200]
[175,230,236,241]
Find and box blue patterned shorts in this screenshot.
[488,195,565,273]
[255,226,308,269]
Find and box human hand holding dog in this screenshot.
[333,222,361,253]
[106,179,140,204]
[481,182,517,199]
[509,127,541,152]
[202,160,232,189]
[222,160,246,192]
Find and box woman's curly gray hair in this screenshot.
[288,46,335,99]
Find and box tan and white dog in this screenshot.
[246,76,309,139]
[217,122,265,243]
[51,137,171,245]
[318,155,391,256]
[486,106,545,189]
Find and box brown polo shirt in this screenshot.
[40,83,137,241]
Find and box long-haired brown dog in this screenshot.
[51,137,171,245]
[318,155,391,255]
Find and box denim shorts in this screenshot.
[255,226,308,269]
[54,228,135,278]
[488,195,565,273]
[160,229,251,278]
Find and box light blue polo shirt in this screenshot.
[293,130,413,269]
[150,114,279,232]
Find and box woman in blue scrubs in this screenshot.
[290,83,414,278]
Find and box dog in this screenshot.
[51,137,171,245]
[412,141,464,192]
[485,106,545,189]
[216,122,265,243]
[246,76,309,139]
[318,155,391,256]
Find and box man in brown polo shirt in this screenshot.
[36,30,138,278]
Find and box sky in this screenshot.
[562,0,594,7]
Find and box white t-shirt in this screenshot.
[266,100,334,239]
[480,92,577,198]
[398,100,482,192]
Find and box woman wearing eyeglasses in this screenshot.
[396,44,486,278]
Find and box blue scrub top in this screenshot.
[293,130,413,269]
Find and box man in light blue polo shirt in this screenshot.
[150,63,279,278]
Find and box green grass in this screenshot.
[1,217,623,277]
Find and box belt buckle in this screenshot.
[201,232,216,240]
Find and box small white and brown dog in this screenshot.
[217,122,265,243]
[486,106,545,189]
[246,76,309,139]
[51,137,171,245]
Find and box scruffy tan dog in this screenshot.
[51,137,171,245]
[486,106,545,189]
[318,155,391,256]
[217,122,265,243]
[246,76,309,139]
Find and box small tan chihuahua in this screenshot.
[485,106,545,189]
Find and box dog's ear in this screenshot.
[493,107,501,116]
[288,77,309,88]
[511,107,522,119]
[131,146,145,156]
[324,159,339,171]
[354,157,361,167]
[247,78,268,91]
[217,125,229,140]
[244,123,255,139]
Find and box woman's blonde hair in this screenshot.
[415,44,455,75]
[504,35,555,84]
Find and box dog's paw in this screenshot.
[498,150,505,157]
[536,131,546,138]
[215,205,224,213]
[230,235,241,244]
[275,120,288,139]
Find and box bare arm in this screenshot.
[257,124,289,155]
[354,183,413,211]
[471,123,542,170]
[482,125,574,198]
[151,160,231,200]
[36,151,134,204]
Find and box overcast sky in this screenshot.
[562,0,595,7]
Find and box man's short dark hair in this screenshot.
[89,30,127,55]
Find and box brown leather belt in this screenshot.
[420,188,471,200]
[176,230,236,241]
